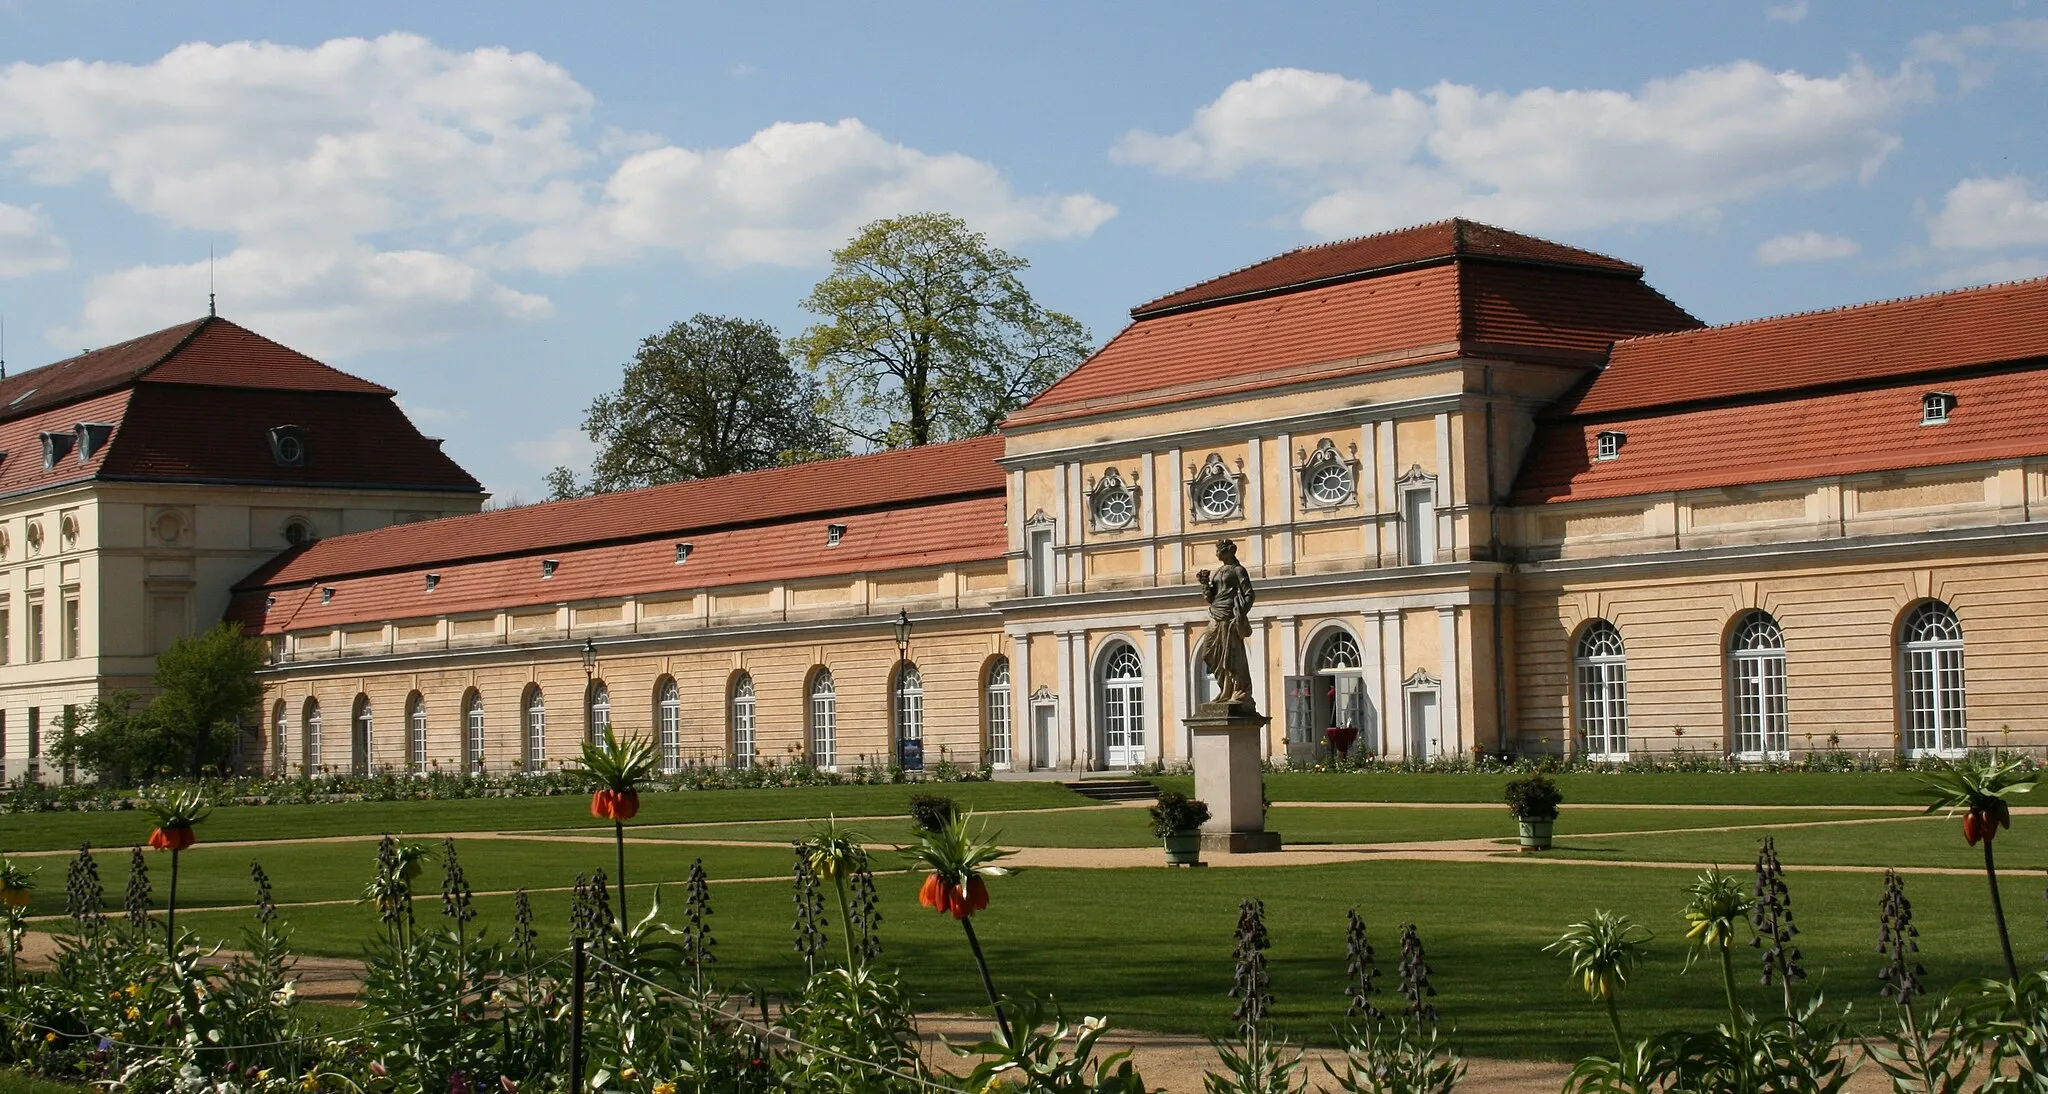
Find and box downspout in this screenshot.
[1485,366,1509,755]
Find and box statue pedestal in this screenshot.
[1188,703,1281,854]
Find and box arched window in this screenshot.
[586,680,611,745]
[984,658,1012,770]
[271,699,288,776]
[1730,611,1788,759]
[657,677,683,774]
[351,695,372,776]
[302,698,322,775]
[729,675,756,770]
[809,671,837,771]
[406,692,428,774]
[1574,621,1628,759]
[1099,643,1147,768]
[1901,601,1966,756]
[1309,628,1372,755]
[463,691,485,773]
[523,686,547,771]
[894,664,925,770]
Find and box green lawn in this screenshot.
[627,805,1907,849]
[0,1072,86,1093]
[166,856,2016,1061]
[0,781,1086,853]
[1540,813,2048,871]
[1194,770,1934,805]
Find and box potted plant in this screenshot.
[1149,789,1211,866]
[1506,773,1563,851]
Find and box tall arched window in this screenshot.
[523,686,547,770]
[463,691,485,773]
[586,681,611,745]
[729,675,756,770]
[302,698,322,775]
[1309,628,1371,755]
[406,692,428,774]
[984,658,1012,770]
[271,700,288,776]
[1730,611,1788,759]
[1574,621,1628,759]
[894,664,924,770]
[1100,643,1147,768]
[657,677,683,774]
[1901,601,1967,756]
[351,695,372,776]
[809,670,837,771]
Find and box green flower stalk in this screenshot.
[1682,868,1753,1025]
[575,728,657,926]
[141,784,213,950]
[903,809,1013,1020]
[1547,910,1652,1061]
[1913,753,2039,981]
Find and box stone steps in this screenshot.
[1062,778,1159,803]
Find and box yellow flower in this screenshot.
[654,1083,676,1094]
[619,1068,639,1081]
[125,1006,140,1021]
[43,1032,56,1043]
[125,982,141,998]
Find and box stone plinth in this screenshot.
[1188,702,1281,854]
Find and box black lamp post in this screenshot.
[581,637,597,677]
[893,609,912,663]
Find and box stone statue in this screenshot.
[1195,539,1257,712]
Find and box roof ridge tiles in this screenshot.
[1612,273,2048,346]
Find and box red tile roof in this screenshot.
[1565,276,2048,418]
[232,493,1007,634]
[1514,367,2048,505]
[241,435,1008,587]
[0,317,387,423]
[1009,258,1696,427]
[1131,219,1642,318]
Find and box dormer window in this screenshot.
[73,423,114,463]
[264,594,276,611]
[425,573,440,592]
[1921,392,1956,425]
[1596,431,1626,461]
[321,586,335,605]
[540,559,560,578]
[39,431,72,470]
[826,523,846,546]
[1087,467,1140,532]
[268,425,307,468]
[1188,453,1245,522]
[674,542,694,563]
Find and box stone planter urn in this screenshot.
[1163,831,1203,866]
[1505,773,1563,854]
[1517,818,1555,852]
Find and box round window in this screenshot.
[154,511,183,544]
[283,519,312,546]
[1307,461,1353,506]
[1197,476,1240,519]
[1093,487,1135,529]
[276,435,304,465]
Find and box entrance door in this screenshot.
[1101,645,1147,769]
[1406,690,1439,761]
[1031,705,1055,769]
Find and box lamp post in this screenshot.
[581,637,597,677]
[894,609,912,664]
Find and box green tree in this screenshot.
[56,622,266,781]
[549,314,839,498]
[791,212,1090,448]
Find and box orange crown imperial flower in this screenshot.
[140,786,213,853]
[590,787,641,821]
[904,810,1010,921]
[576,729,657,823]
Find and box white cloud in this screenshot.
[511,426,595,471]
[1928,255,2048,287]
[502,118,1116,271]
[1754,230,1859,265]
[61,245,551,357]
[1927,176,2048,250]
[0,33,1111,350]
[1113,61,1920,238]
[0,201,66,275]
[1765,2,1810,24]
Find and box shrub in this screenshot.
[908,793,958,833]
[1504,775,1562,821]
[1148,789,1211,837]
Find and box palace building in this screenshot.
[9,219,2048,782]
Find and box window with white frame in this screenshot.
[658,678,683,773]
[985,658,1012,769]
[407,693,428,774]
[303,699,322,774]
[351,696,372,776]
[1921,392,1956,425]
[1311,629,1369,751]
[524,687,547,770]
[1088,468,1139,531]
[1596,431,1626,460]
[586,681,611,744]
[895,664,924,766]
[1100,644,1147,768]
[1026,522,1055,596]
[1298,439,1357,508]
[1574,621,1628,759]
[464,692,485,773]
[272,700,288,776]
[809,671,838,770]
[1730,612,1789,759]
[1901,601,1966,756]
[1401,481,1437,565]
[1189,454,1243,521]
[730,675,756,769]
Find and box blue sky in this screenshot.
[1,2,2044,500]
